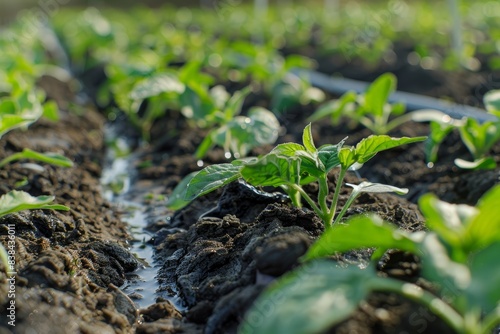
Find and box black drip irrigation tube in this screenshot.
[293,68,498,123]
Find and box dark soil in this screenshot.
[1,52,499,334]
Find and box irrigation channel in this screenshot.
[100,125,185,311]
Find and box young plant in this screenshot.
[241,184,500,334]
[271,73,325,114]
[308,73,406,134]
[454,118,500,169]
[180,84,280,159]
[167,124,425,227]
[424,89,500,170]
[425,116,500,170]
[308,73,451,136]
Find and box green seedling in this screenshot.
[181,84,280,159]
[0,190,69,217]
[271,73,325,114]
[168,124,425,227]
[308,73,406,134]
[241,184,500,334]
[423,89,500,170]
[308,73,450,136]
[425,115,500,170]
[454,118,500,170]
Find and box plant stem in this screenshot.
[0,153,21,168]
[318,175,330,216]
[373,277,465,334]
[332,190,360,225]
[290,184,324,221]
[326,168,347,227]
[285,186,302,208]
[384,113,416,134]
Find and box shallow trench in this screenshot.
[100,125,185,311]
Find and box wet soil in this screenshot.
[1,55,499,334]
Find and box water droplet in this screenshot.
[196,160,204,167]
[224,152,232,159]
[244,117,251,124]
[427,162,434,168]
[233,152,240,159]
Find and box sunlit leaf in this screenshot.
[0,190,69,217]
[304,215,418,261]
[302,123,316,153]
[130,73,185,100]
[364,73,396,117]
[166,172,197,210]
[240,261,376,334]
[185,163,242,201]
[463,185,500,252]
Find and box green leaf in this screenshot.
[340,135,426,169]
[269,147,321,184]
[0,98,16,114]
[302,123,316,153]
[459,118,500,159]
[42,100,59,121]
[212,107,280,158]
[418,233,470,297]
[355,135,427,163]
[317,139,345,172]
[240,260,375,334]
[166,172,197,210]
[241,154,301,187]
[466,242,500,312]
[0,190,70,218]
[454,157,497,170]
[425,121,455,163]
[0,148,73,168]
[463,185,500,252]
[130,73,185,100]
[185,163,242,201]
[0,115,36,138]
[222,86,251,120]
[180,84,216,124]
[338,147,357,170]
[418,193,477,249]
[270,143,306,157]
[483,90,500,117]
[364,73,396,117]
[195,130,216,159]
[304,215,418,261]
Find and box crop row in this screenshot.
[1,3,500,333]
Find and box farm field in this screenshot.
[1,1,499,333]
